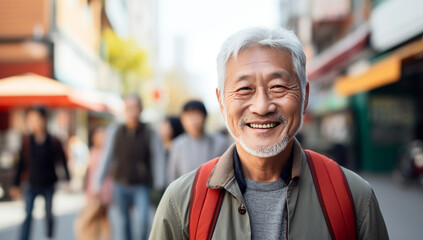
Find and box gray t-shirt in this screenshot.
[244,178,288,240]
[167,133,229,184]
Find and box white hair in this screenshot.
[216,26,308,105]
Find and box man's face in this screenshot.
[27,111,46,134]
[181,110,206,138]
[217,46,308,157]
[124,98,142,128]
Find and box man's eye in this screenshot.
[271,85,286,89]
[238,87,251,91]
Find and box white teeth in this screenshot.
[250,123,276,129]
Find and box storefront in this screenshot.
[303,22,370,170]
[335,40,423,171]
[310,0,423,172]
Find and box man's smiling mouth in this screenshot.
[246,122,281,129]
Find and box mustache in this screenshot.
[240,114,287,128]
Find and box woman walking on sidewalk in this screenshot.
[75,126,112,240]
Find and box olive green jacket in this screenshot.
[150,140,389,239]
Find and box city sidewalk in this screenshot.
[0,189,156,240]
[1,174,422,240]
[360,173,423,240]
[0,190,85,240]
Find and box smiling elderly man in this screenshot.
[150,27,388,240]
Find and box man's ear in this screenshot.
[303,82,310,114]
[216,88,226,121]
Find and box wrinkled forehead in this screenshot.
[225,46,295,83]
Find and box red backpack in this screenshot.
[189,150,356,240]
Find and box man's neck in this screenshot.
[163,139,172,150]
[236,140,294,182]
[126,121,140,131]
[189,131,204,139]
[33,131,47,144]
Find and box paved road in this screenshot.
[0,190,154,240]
[1,174,422,240]
[0,212,77,240]
[361,173,423,240]
[0,190,84,240]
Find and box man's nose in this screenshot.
[249,88,276,115]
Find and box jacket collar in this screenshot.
[123,121,145,135]
[207,143,236,189]
[207,138,303,189]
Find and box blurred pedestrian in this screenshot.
[75,126,112,240]
[158,116,184,161]
[10,106,71,240]
[85,126,113,204]
[167,100,229,184]
[152,116,184,207]
[67,135,89,191]
[96,94,165,240]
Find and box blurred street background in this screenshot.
[1,0,423,239]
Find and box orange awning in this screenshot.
[0,73,107,111]
[335,39,423,96]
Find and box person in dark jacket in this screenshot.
[96,94,166,240]
[10,106,71,240]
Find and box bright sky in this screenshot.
[158,0,281,112]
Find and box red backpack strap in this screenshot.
[305,150,356,240]
[189,157,224,240]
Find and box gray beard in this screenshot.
[223,109,302,158]
[239,134,290,157]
